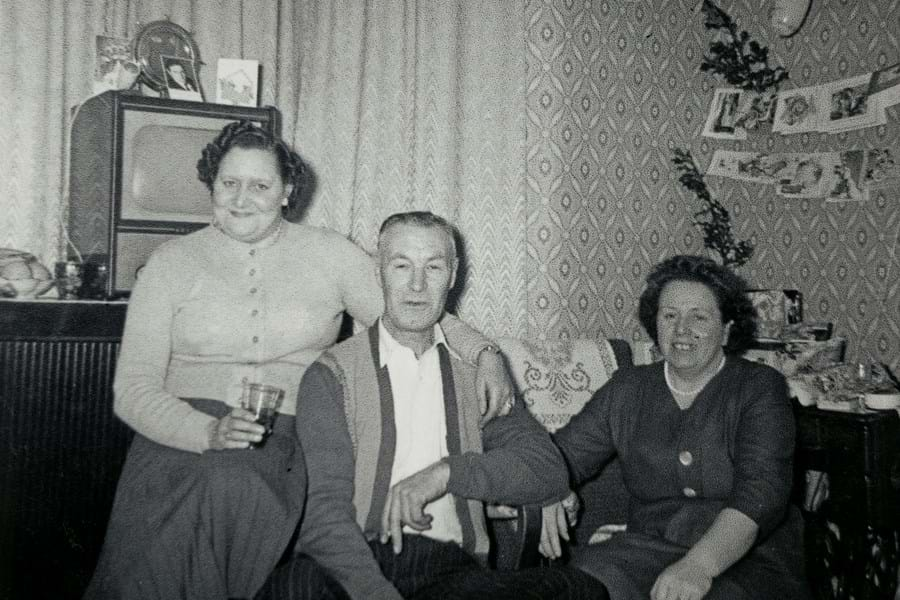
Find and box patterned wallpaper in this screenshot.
[523,0,900,373]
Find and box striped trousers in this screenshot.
[256,534,608,600]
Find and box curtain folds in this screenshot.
[1,0,528,338]
[0,0,296,266]
[293,0,528,338]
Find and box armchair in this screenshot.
[488,336,634,569]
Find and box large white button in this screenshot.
[683,487,697,498]
[679,451,693,466]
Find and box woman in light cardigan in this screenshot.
[84,121,512,600]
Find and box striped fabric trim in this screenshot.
[365,327,397,536]
[437,345,476,554]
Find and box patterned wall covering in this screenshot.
[524,0,900,373]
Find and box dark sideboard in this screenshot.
[0,300,131,600]
[796,404,900,600]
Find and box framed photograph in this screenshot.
[702,88,777,140]
[825,150,867,203]
[748,289,803,341]
[216,58,260,107]
[868,62,900,108]
[706,150,788,184]
[776,153,832,198]
[822,74,884,133]
[863,148,900,189]
[161,55,203,102]
[773,85,826,135]
[93,35,140,94]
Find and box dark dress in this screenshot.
[83,398,306,600]
[553,358,810,600]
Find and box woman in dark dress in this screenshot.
[542,255,810,600]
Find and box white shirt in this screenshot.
[378,320,463,545]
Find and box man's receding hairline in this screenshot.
[378,221,457,257]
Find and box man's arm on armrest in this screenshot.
[295,363,402,600]
[444,400,568,506]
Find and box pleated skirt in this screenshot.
[83,398,306,600]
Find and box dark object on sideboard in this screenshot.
[0,300,131,600]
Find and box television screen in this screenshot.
[67,91,280,297]
[120,111,263,224]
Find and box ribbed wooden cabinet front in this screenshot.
[0,301,131,600]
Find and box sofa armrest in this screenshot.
[488,504,544,570]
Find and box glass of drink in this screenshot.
[240,383,284,448]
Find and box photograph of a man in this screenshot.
[162,56,202,100]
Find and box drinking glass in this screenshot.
[240,383,284,447]
[55,261,83,300]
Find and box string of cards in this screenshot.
[701,62,900,202]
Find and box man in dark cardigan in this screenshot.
[258,211,607,600]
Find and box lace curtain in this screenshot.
[0,0,528,338]
[0,0,296,265]
[292,1,528,337]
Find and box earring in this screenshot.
[281,197,289,207]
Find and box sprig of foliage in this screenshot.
[672,148,754,268]
[699,0,789,93]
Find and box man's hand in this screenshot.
[475,346,515,427]
[539,490,578,560]
[650,556,714,600]
[380,461,450,554]
[539,501,569,560]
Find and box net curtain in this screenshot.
[293,0,529,339]
[0,0,528,339]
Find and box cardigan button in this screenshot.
[679,451,693,466]
[683,487,697,498]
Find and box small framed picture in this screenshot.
[216,58,260,107]
[161,55,203,101]
[93,35,140,94]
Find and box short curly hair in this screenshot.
[196,121,307,214]
[638,255,757,355]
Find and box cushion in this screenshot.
[496,337,621,433]
[497,336,635,546]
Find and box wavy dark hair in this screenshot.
[638,254,757,354]
[196,121,307,215]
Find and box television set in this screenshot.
[67,91,280,297]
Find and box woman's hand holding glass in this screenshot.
[206,408,266,451]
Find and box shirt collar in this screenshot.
[378,318,457,367]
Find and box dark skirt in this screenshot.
[83,398,306,600]
[571,506,811,600]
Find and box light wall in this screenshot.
[524,0,900,373]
